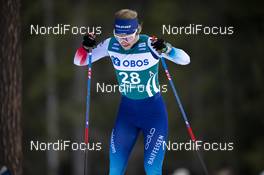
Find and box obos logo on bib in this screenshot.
[112,56,149,67]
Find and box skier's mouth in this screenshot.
[120,41,131,47]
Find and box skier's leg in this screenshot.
[143,119,168,175]
[142,96,168,175]
[109,113,140,175]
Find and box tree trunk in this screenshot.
[0,0,23,175]
[42,0,59,174]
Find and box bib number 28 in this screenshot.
[119,72,141,84]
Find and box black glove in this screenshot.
[82,33,96,51]
[151,37,168,53]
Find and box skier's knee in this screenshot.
[144,163,162,175]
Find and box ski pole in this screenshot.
[85,51,92,144]
[160,57,196,141]
[160,57,209,175]
[84,51,92,175]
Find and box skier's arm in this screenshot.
[162,46,190,65]
[74,38,110,66]
[147,37,190,65]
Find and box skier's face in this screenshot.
[114,30,137,49]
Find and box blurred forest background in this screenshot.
[0,0,263,174]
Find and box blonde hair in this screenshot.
[115,9,142,34]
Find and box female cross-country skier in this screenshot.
[74,9,190,175]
